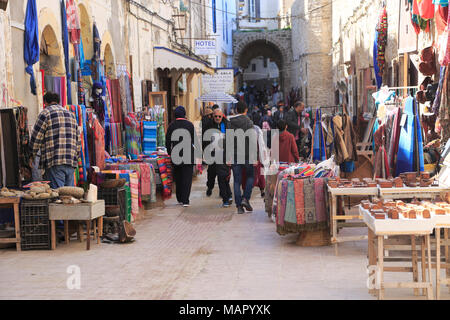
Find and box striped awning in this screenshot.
[153,46,214,75]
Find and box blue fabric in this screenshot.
[433,0,448,6]
[24,0,39,95]
[44,165,75,189]
[232,164,254,207]
[340,161,355,173]
[373,30,382,89]
[414,99,425,172]
[220,122,226,134]
[61,0,72,105]
[396,97,415,176]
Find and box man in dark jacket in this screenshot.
[273,105,287,127]
[166,106,198,207]
[229,101,256,214]
[286,101,308,156]
[202,107,217,197]
[205,108,233,207]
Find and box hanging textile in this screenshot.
[124,114,142,160]
[311,109,327,162]
[66,0,81,44]
[396,97,424,175]
[93,22,101,82]
[60,0,71,105]
[24,0,39,95]
[376,7,388,80]
[417,0,435,19]
[373,30,382,89]
[108,79,122,123]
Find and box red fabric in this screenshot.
[278,131,299,163]
[93,119,105,170]
[436,5,448,36]
[413,0,420,15]
[40,69,45,97]
[417,0,434,19]
[60,76,67,107]
[241,163,265,190]
[109,79,122,123]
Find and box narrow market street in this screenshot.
[0,173,448,300]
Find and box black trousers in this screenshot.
[173,164,194,205]
[215,164,232,203]
[206,164,217,190]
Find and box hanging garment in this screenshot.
[388,107,402,174]
[60,0,72,106]
[66,0,81,44]
[93,118,105,170]
[376,7,388,77]
[16,107,32,182]
[109,79,122,123]
[24,0,39,95]
[417,0,435,19]
[0,109,21,188]
[396,98,415,175]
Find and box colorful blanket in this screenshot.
[275,176,329,235]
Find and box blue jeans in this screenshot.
[232,164,254,207]
[44,165,75,189]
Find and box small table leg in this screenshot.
[426,234,434,300]
[64,221,69,245]
[78,222,83,242]
[13,203,21,252]
[332,195,338,256]
[411,236,420,296]
[51,220,56,250]
[86,220,91,251]
[368,229,376,295]
[99,216,103,238]
[377,235,384,300]
[421,236,427,296]
[436,228,441,300]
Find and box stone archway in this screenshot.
[40,25,65,77]
[233,29,292,93]
[104,43,116,79]
[78,3,93,59]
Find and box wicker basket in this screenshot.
[296,228,331,247]
[99,179,126,189]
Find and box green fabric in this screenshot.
[124,184,132,222]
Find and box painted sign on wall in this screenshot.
[195,40,216,55]
[202,68,234,94]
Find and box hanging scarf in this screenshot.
[66,0,81,44]
[24,0,39,95]
[376,7,388,78]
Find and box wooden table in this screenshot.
[379,186,447,200]
[362,207,434,300]
[49,201,105,251]
[0,197,20,251]
[328,187,378,255]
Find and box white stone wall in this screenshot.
[238,0,280,30]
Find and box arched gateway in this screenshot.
[233,29,292,96]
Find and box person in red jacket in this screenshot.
[276,119,300,163]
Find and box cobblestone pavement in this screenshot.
[0,173,449,300]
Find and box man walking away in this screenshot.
[202,107,216,197]
[29,92,81,189]
[286,101,308,158]
[229,101,256,214]
[208,108,233,207]
[166,106,197,207]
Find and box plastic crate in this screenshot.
[98,187,125,206]
[20,199,51,250]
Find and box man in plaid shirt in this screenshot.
[29,92,81,189]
